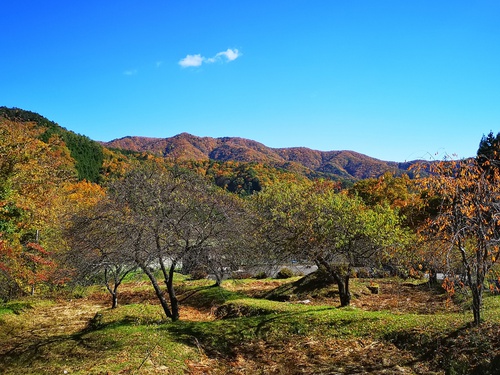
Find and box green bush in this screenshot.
[276,267,294,279]
[254,271,268,279]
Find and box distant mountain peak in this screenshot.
[103,133,416,180]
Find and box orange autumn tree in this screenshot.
[422,154,500,325]
[53,180,107,284]
[0,119,76,298]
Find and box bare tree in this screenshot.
[65,200,136,308]
[193,194,260,286]
[107,163,251,321]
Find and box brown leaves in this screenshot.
[420,156,500,324]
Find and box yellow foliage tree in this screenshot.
[0,119,77,296]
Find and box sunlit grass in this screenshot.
[0,300,200,375]
[0,297,53,316]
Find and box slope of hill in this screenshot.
[104,133,416,181]
[0,107,104,183]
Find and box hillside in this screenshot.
[0,108,307,194]
[104,133,419,181]
[0,107,104,183]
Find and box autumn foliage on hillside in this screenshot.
[0,117,105,299]
[104,132,417,182]
[0,107,104,183]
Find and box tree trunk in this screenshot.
[141,265,173,320]
[315,257,352,307]
[166,264,179,321]
[158,257,180,322]
[111,292,118,309]
[427,269,438,286]
[214,268,223,287]
[104,269,115,309]
[104,268,121,309]
[337,276,351,307]
[471,283,483,326]
[460,242,484,326]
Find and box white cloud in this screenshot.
[216,48,240,61]
[123,69,138,76]
[179,48,241,68]
[179,54,204,68]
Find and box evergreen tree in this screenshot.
[477,131,500,170]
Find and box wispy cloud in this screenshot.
[179,48,241,68]
[217,48,240,61]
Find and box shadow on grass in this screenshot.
[0,314,130,372]
[260,272,337,301]
[162,306,368,358]
[385,321,500,375]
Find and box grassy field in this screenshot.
[1,275,499,374]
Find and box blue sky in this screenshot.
[2,1,499,162]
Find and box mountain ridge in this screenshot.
[0,106,424,183]
[103,133,420,181]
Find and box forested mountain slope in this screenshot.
[104,133,420,181]
[0,107,104,183]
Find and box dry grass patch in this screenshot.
[191,336,442,375]
[351,280,460,314]
[224,278,299,297]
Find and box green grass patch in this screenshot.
[0,301,33,316]
[177,282,245,310]
[167,292,466,354]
